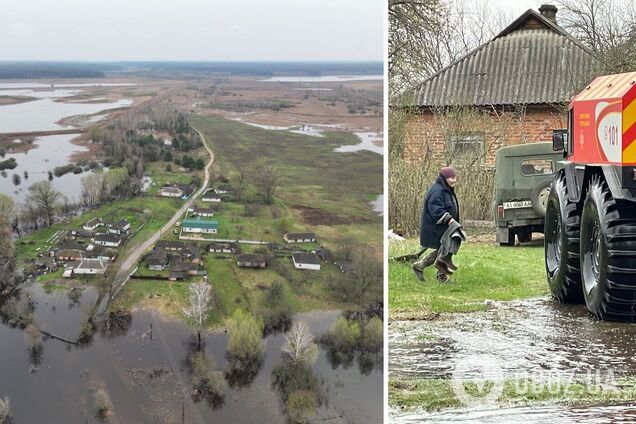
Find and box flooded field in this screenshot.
[0,284,382,423]
[0,134,93,203]
[261,75,383,82]
[390,297,636,422]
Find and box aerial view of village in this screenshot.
[0,58,383,423]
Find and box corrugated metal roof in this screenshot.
[409,10,600,107]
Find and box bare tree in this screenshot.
[0,213,16,293]
[282,321,318,365]
[253,166,280,204]
[27,181,62,226]
[0,396,10,423]
[555,0,636,73]
[389,0,511,99]
[183,282,212,350]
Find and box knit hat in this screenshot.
[439,166,457,179]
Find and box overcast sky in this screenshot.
[1,0,383,61]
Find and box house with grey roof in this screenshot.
[94,234,122,248]
[292,252,321,271]
[400,5,600,166]
[74,259,107,275]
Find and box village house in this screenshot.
[108,219,131,235]
[172,262,206,276]
[182,218,219,234]
[401,5,600,167]
[208,242,241,254]
[71,229,95,238]
[94,234,122,248]
[73,259,107,275]
[148,248,169,271]
[160,186,184,198]
[214,183,233,194]
[189,207,215,218]
[156,240,184,252]
[85,246,117,262]
[236,254,267,268]
[292,252,321,271]
[202,191,221,203]
[284,232,317,243]
[178,184,197,199]
[169,270,188,281]
[312,246,334,263]
[83,218,103,231]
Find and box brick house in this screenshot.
[401,5,600,167]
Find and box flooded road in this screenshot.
[390,297,636,422]
[0,284,382,423]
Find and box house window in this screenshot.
[448,132,485,163]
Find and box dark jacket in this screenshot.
[420,175,460,249]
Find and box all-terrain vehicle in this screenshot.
[494,142,564,246]
[545,71,636,321]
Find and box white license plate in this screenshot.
[503,200,532,209]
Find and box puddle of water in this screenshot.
[390,298,636,380]
[391,404,636,423]
[0,134,94,203]
[370,194,384,215]
[390,297,636,421]
[289,125,325,137]
[335,132,383,155]
[261,75,383,82]
[0,284,382,423]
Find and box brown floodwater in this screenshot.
[390,297,636,422]
[0,283,382,423]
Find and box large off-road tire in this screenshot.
[531,179,552,217]
[544,172,584,303]
[580,175,636,321]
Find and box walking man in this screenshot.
[412,166,463,283]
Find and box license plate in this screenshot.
[503,200,532,209]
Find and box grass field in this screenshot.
[388,239,548,319]
[389,377,636,412]
[189,115,383,253]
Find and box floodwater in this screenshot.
[0,284,382,423]
[390,297,636,422]
[0,134,92,203]
[335,132,383,155]
[370,194,384,215]
[0,82,137,89]
[0,88,132,133]
[261,75,383,82]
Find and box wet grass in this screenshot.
[389,239,548,319]
[390,377,636,411]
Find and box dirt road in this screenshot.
[110,127,214,298]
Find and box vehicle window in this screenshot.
[520,159,554,176]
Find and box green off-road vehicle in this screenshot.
[494,142,564,246]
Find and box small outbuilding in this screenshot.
[236,254,266,268]
[284,232,316,243]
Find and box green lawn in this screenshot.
[389,239,549,319]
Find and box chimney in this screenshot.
[539,4,558,24]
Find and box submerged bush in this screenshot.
[286,390,317,424]
[93,389,112,419]
[0,397,10,423]
[190,352,225,404]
